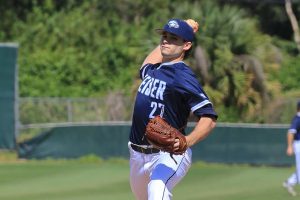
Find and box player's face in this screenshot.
[159,32,192,62]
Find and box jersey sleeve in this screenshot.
[175,70,218,119]
[289,116,300,134]
[139,64,152,80]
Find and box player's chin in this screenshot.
[161,48,170,55]
[161,50,177,58]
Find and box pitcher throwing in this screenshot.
[128,18,218,200]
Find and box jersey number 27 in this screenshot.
[149,101,165,118]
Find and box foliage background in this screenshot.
[1,0,300,123]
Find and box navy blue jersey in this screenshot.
[289,113,300,140]
[129,61,218,145]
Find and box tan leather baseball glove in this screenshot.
[145,116,188,155]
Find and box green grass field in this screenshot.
[0,157,298,200]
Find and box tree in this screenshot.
[285,0,300,53]
[186,1,277,122]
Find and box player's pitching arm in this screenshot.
[141,45,162,68]
[174,117,216,150]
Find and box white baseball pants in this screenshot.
[287,140,300,185]
[128,142,192,200]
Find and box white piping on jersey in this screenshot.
[141,64,149,79]
[297,112,300,117]
[290,129,297,134]
[141,61,185,79]
[191,100,211,112]
[157,61,185,70]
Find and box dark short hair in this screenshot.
[297,100,300,110]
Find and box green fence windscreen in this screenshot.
[186,125,292,165]
[0,43,18,150]
[18,125,131,159]
[18,124,293,166]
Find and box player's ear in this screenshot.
[183,42,192,51]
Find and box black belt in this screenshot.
[131,144,160,154]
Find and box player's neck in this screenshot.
[162,55,184,63]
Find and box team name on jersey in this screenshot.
[138,75,166,100]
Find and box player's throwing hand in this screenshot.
[185,19,199,33]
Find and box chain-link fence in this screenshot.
[16,94,299,142]
[18,97,300,126]
[17,93,134,141]
[19,94,133,125]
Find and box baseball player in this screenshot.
[128,18,218,200]
[283,100,300,196]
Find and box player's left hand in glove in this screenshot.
[145,116,188,155]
